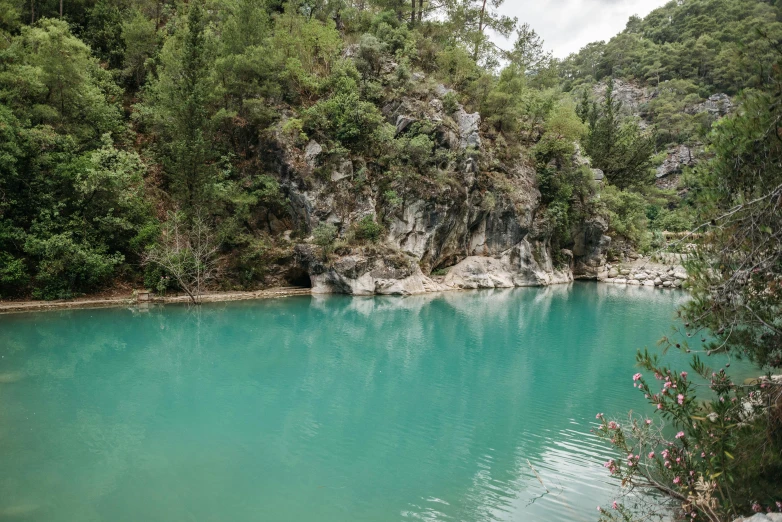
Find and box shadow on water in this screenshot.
[0,283,749,522]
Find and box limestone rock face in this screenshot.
[657,144,696,178]
[455,109,481,149]
[442,240,573,290]
[304,140,322,167]
[573,216,611,279]
[593,79,650,114]
[688,93,733,117]
[295,245,442,296]
[272,71,615,295]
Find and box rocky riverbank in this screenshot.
[597,255,689,289]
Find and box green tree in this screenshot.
[121,7,157,86]
[583,78,655,189]
[140,0,216,212]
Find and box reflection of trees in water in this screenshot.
[0,287,691,521]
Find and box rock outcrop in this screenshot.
[687,93,733,117]
[273,73,613,295]
[599,255,688,289]
[657,144,697,179]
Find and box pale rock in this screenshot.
[663,281,672,287]
[331,159,353,182]
[643,280,655,287]
[455,109,481,149]
[634,272,649,280]
[614,278,627,284]
[627,279,641,285]
[395,115,416,136]
[304,140,322,168]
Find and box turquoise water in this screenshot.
[0,284,751,521]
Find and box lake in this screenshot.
[0,283,749,521]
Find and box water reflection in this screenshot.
[0,285,737,521]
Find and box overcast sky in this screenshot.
[494,0,670,58]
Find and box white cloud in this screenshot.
[494,0,670,58]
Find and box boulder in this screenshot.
[657,144,696,179]
[395,115,416,136]
[331,159,353,182]
[455,109,481,149]
[304,140,323,168]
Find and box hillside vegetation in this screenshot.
[0,0,777,299]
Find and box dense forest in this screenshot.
[0,0,780,300]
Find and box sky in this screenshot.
[495,0,671,58]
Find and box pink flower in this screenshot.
[612,501,618,510]
[675,431,685,439]
[657,404,663,409]
[645,419,652,425]
[648,451,655,458]
[678,394,685,405]
[608,421,619,430]
[633,373,643,381]
[597,506,602,512]
[662,450,669,459]
[681,371,688,379]
[596,413,604,419]
[674,476,681,484]
[701,452,706,458]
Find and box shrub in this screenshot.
[25,234,123,300]
[0,254,29,297]
[597,185,648,247]
[353,216,383,243]
[313,223,338,258]
[442,91,460,114]
[303,68,386,149]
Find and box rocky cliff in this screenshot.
[263,72,606,295]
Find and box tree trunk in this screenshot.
[417,0,423,23]
[59,0,62,17]
[473,0,487,59]
[30,0,34,23]
[410,0,416,26]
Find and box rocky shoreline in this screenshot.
[0,257,685,315]
[597,255,689,289]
